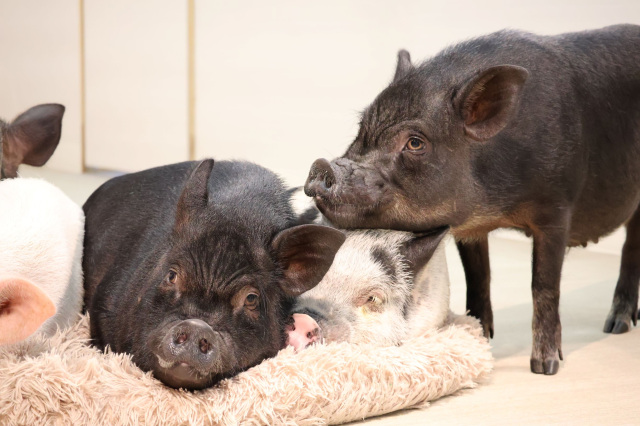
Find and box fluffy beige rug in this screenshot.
[0,313,491,425]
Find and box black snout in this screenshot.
[304,158,336,197]
[154,318,221,389]
[170,319,216,357]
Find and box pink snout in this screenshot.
[286,313,323,350]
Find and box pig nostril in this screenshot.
[305,158,336,197]
[199,338,211,354]
[175,332,188,345]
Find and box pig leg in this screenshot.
[603,206,640,334]
[530,217,570,375]
[457,238,493,338]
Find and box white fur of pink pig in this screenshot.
[290,229,450,347]
[0,178,84,345]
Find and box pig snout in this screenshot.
[154,318,222,388]
[166,319,216,360]
[286,313,323,350]
[304,158,336,198]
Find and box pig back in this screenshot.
[0,178,85,338]
[82,160,295,309]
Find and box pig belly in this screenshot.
[568,187,640,247]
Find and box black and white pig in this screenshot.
[287,227,450,349]
[304,25,640,375]
[0,103,81,348]
[82,160,344,389]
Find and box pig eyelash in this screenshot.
[367,295,383,304]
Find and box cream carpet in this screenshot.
[0,313,490,425]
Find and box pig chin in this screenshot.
[152,360,221,390]
[148,345,228,390]
[314,190,393,229]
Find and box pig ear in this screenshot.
[175,159,214,227]
[392,49,414,83]
[272,224,345,297]
[456,65,528,141]
[0,277,56,345]
[5,104,65,168]
[400,226,449,277]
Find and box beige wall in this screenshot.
[3,0,639,178]
[1,0,639,252]
[193,0,640,186]
[83,0,189,172]
[0,0,83,173]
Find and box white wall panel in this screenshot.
[194,0,640,187]
[0,0,83,173]
[84,0,189,172]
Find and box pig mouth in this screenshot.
[313,195,390,228]
[154,356,222,390]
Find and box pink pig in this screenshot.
[0,178,84,345]
[0,103,81,346]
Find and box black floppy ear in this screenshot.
[2,104,65,177]
[393,49,414,82]
[175,159,214,227]
[272,224,345,297]
[456,65,528,141]
[400,226,449,277]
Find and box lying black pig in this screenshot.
[305,25,640,375]
[83,160,345,389]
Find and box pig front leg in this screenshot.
[530,215,570,375]
[604,206,640,334]
[457,238,493,338]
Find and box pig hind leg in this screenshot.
[603,205,640,334]
[457,237,493,338]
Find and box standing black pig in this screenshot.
[304,25,640,375]
[83,159,344,389]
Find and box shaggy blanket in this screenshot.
[0,313,492,425]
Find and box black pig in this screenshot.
[83,159,345,389]
[305,25,640,375]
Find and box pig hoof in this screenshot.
[483,323,494,339]
[603,314,633,334]
[530,358,559,375]
[603,299,638,334]
[611,320,630,334]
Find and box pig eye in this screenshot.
[367,295,383,305]
[405,137,425,152]
[244,293,259,310]
[363,294,385,313]
[167,269,178,284]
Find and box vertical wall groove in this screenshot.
[188,0,196,161]
[79,0,86,172]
